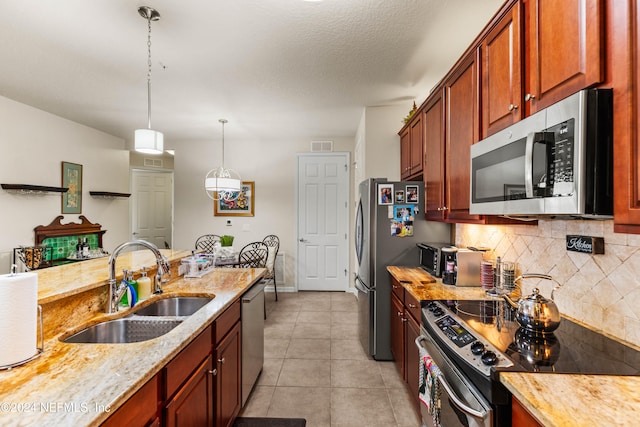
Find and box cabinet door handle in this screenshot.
[437,206,448,211]
[508,104,518,111]
[401,317,408,323]
[208,369,218,376]
[218,357,225,364]
[397,311,403,317]
[408,303,417,308]
[525,93,535,102]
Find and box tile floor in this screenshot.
[238,291,422,427]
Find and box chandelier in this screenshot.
[205,119,242,201]
[134,6,163,154]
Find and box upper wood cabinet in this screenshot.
[613,0,640,233]
[481,0,605,137]
[481,1,523,137]
[423,90,446,221]
[444,51,484,223]
[400,127,412,179]
[399,111,424,180]
[524,0,604,115]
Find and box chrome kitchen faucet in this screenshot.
[106,240,171,313]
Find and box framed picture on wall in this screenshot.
[214,181,255,216]
[61,161,82,214]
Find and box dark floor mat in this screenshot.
[233,417,306,427]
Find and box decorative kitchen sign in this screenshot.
[61,161,82,214]
[214,181,254,217]
[566,235,604,254]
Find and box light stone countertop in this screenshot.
[387,266,640,427]
[0,252,265,427]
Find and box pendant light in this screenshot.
[205,119,242,201]
[134,6,163,154]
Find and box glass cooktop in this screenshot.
[422,299,640,375]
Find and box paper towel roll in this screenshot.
[0,272,37,367]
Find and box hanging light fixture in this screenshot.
[134,6,163,154]
[205,119,242,201]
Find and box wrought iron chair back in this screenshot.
[262,234,280,300]
[238,242,268,268]
[195,234,221,253]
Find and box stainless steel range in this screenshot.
[416,299,640,427]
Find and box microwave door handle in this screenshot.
[524,132,536,198]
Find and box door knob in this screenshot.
[508,104,518,111]
[525,94,535,102]
[208,369,217,376]
[218,357,225,364]
[299,238,307,243]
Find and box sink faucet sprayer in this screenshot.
[107,240,171,313]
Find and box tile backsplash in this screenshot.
[456,220,640,349]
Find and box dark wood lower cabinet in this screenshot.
[100,374,160,427]
[390,292,405,379]
[165,355,214,427]
[404,314,421,405]
[215,321,242,427]
[102,298,244,427]
[512,395,543,427]
[390,278,422,411]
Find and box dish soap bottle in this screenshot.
[137,268,152,300]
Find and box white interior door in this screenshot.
[297,153,350,291]
[131,169,173,249]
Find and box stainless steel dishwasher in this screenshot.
[241,282,265,407]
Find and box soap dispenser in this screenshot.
[137,268,152,300]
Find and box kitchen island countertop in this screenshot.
[0,252,265,427]
[388,265,640,427]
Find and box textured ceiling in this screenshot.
[0,0,504,146]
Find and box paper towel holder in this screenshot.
[0,305,44,370]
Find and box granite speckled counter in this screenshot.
[0,250,265,427]
[387,265,640,427]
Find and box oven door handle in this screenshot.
[415,336,487,420]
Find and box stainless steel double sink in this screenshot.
[62,296,213,344]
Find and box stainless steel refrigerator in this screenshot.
[354,178,451,360]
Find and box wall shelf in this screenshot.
[1,183,68,194]
[89,191,131,198]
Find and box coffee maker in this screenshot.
[441,246,458,285]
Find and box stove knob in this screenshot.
[470,341,485,355]
[432,308,444,317]
[481,350,498,366]
[427,302,437,311]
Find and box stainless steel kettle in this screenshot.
[503,274,562,334]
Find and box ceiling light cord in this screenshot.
[146,14,152,130]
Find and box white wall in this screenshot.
[0,96,130,274]
[352,104,412,287]
[172,135,355,289]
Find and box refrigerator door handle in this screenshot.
[354,275,373,293]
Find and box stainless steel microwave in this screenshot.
[469,89,613,219]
